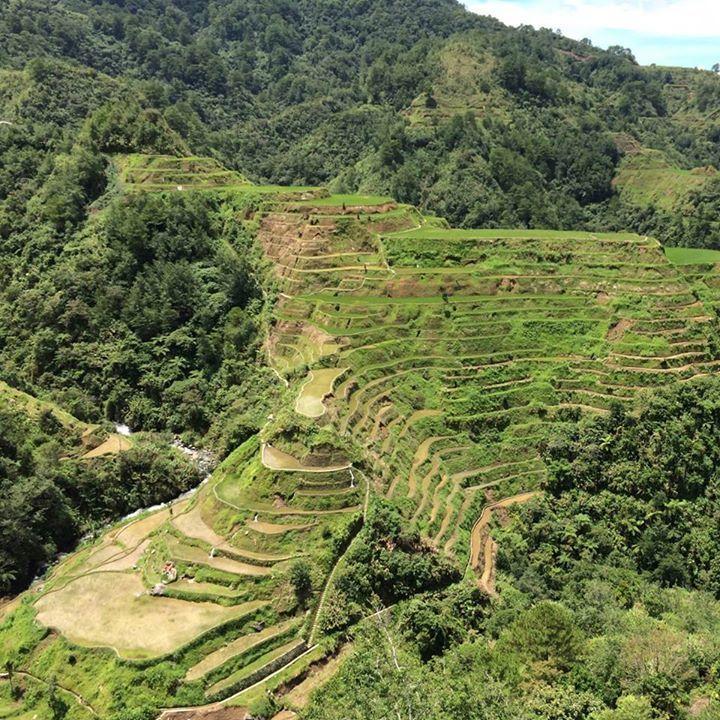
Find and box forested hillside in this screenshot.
[0,385,200,593]
[3,2,720,720]
[2,0,720,241]
[3,0,720,444]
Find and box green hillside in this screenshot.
[4,2,720,719]
[613,148,717,211]
[2,0,720,241]
[3,157,720,719]
[0,378,204,599]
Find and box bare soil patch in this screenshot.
[82,434,132,459]
[606,318,634,341]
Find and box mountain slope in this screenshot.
[3,156,720,719]
[4,4,720,719]
[2,0,720,239]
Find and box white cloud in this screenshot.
[465,0,720,40]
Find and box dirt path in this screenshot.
[468,492,539,597]
[1,670,98,716]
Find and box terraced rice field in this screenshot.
[295,368,348,418]
[27,422,361,702]
[115,154,252,192]
[34,573,263,660]
[81,433,132,458]
[16,167,720,714]
[665,246,720,265]
[261,196,720,575]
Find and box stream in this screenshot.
[108,423,217,525]
[28,425,218,589]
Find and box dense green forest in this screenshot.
[3,2,720,719]
[0,404,200,593]
[501,382,720,598]
[2,0,720,243]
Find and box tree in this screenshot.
[400,597,464,660]
[5,660,16,699]
[289,559,313,605]
[500,601,584,672]
[47,677,69,720]
[590,695,654,720]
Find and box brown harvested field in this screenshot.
[261,444,350,473]
[160,707,248,720]
[173,504,227,548]
[35,573,265,660]
[113,503,185,546]
[82,434,132,459]
[83,541,127,570]
[94,539,150,572]
[247,520,315,535]
[81,506,180,574]
[168,539,273,576]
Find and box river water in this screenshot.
[108,423,216,525]
[28,426,217,588]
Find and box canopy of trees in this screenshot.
[1,0,719,239]
[0,406,200,593]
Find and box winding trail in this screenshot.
[1,671,98,716]
[468,492,539,597]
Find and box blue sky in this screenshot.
[465,1,720,69]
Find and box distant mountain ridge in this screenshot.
[1,0,720,243]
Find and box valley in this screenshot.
[3,1,720,717]
[3,154,720,718]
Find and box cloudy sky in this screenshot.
[465,0,720,68]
